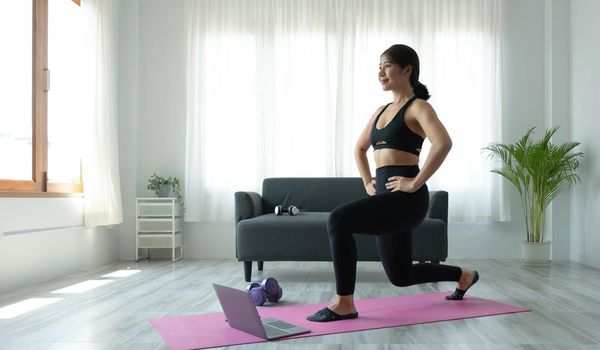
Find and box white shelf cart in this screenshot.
[136,197,183,262]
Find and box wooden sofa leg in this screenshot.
[258,261,264,271]
[244,261,252,282]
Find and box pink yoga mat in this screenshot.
[150,291,528,350]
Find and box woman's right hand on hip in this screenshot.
[365,179,377,196]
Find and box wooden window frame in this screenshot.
[0,0,83,198]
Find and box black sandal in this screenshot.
[445,270,479,300]
[306,307,358,322]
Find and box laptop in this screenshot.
[212,283,310,340]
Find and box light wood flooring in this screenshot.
[1,258,600,349]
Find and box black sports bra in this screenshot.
[370,96,424,156]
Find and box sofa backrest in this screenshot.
[262,177,367,213]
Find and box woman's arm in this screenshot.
[410,100,452,190]
[355,106,385,195]
[387,100,452,192]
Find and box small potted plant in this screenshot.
[147,173,185,216]
[484,126,583,266]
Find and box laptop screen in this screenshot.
[212,283,268,339]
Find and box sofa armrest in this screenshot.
[234,191,263,225]
[427,191,448,225]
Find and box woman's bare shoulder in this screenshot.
[410,98,437,118]
[412,98,433,110]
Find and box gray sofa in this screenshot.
[234,177,448,282]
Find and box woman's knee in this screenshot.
[384,267,414,287]
[390,277,412,287]
[327,206,350,236]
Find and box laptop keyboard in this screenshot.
[263,323,291,337]
[265,320,296,330]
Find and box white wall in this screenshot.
[570,0,600,269]
[136,0,186,187]
[545,0,572,260]
[117,0,191,261]
[117,0,140,262]
[117,0,579,261]
[0,199,119,293]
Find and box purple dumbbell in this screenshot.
[246,277,283,305]
[266,285,283,302]
[245,282,260,292]
[261,277,283,302]
[246,282,267,306]
[249,286,268,306]
[260,277,279,295]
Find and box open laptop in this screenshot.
[212,283,310,340]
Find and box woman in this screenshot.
[307,44,479,322]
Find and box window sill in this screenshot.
[0,192,84,198]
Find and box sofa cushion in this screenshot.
[236,212,385,261]
[237,212,330,260]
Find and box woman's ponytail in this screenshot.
[413,81,430,100]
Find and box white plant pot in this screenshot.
[520,241,551,267]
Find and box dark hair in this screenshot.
[381,44,431,100]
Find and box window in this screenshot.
[0,0,83,196]
[47,0,85,190]
[0,1,33,183]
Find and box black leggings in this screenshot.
[328,165,461,295]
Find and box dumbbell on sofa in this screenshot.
[274,204,299,216]
[246,277,283,306]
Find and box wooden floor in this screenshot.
[1,258,600,349]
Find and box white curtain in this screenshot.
[80,0,123,227]
[185,0,505,222]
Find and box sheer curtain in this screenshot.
[185,0,504,222]
[80,0,122,227]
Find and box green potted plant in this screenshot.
[147,173,185,216]
[484,126,583,266]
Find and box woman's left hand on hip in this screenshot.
[386,176,417,193]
